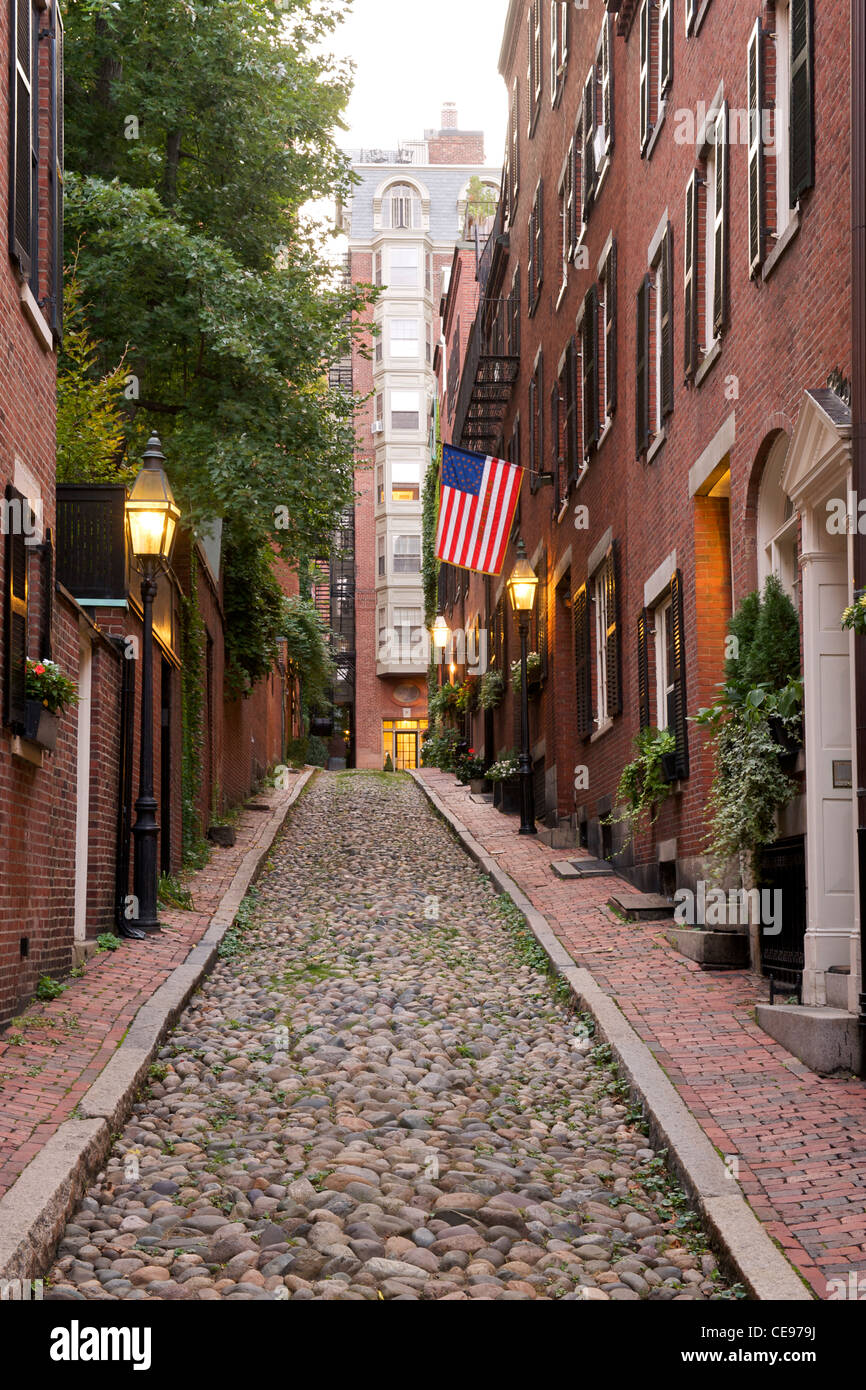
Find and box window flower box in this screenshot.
[23,699,59,751]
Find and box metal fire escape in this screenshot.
[452,206,519,455]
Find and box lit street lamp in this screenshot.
[507,538,539,836]
[432,612,450,687]
[126,434,180,934]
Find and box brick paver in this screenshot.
[0,777,301,1203]
[420,769,866,1300]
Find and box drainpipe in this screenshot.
[852,0,866,1062]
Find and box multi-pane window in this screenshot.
[393,607,423,657]
[703,105,728,352]
[558,157,571,296]
[528,181,543,314]
[391,390,420,431]
[747,0,814,277]
[594,546,621,728]
[376,466,384,505]
[508,268,521,355]
[654,595,675,731]
[374,251,383,287]
[386,184,419,229]
[377,535,386,577]
[639,0,673,155]
[390,318,419,359]
[596,12,614,167]
[389,247,419,288]
[391,460,420,502]
[528,0,543,133]
[554,339,579,513]
[374,392,384,425]
[636,223,673,453]
[508,79,520,221]
[393,534,421,574]
[579,286,599,459]
[550,1,568,107]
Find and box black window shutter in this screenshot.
[538,547,549,679]
[605,543,622,718]
[659,0,672,97]
[4,486,29,728]
[635,274,650,455]
[790,0,814,203]
[551,380,562,514]
[583,284,598,453]
[747,18,764,276]
[606,239,617,414]
[566,335,579,483]
[40,527,53,660]
[660,223,674,418]
[670,567,689,779]
[573,581,593,738]
[50,1,65,341]
[684,172,699,378]
[9,0,34,278]
[637,606,651,729]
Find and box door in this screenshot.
[394,729,418,770]
[73,634,92,943]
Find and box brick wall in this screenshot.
[452,0,849,888]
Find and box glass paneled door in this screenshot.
[383,718,428,770]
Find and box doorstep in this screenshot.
[664,926,749,968]
[609,891,675,922]
[755,1003,863,1076]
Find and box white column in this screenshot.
[799,521,856,1004]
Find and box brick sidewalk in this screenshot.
[0,775,302,1203]
[419,768,866,1300]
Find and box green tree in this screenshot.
[56,274,132,484]
[63,0,368,566]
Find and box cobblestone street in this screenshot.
[45,772,733,1302]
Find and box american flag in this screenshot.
[435,445,523,576]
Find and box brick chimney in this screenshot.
[441,102,458,129]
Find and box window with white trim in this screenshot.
[391,390,420,431]
[393,534,421,574]
[388,246,419,288]
[654,594,674,731]
[550,1,568,107]
[391,460,420,502]
[639,0,673,155]
[377,535,385,577]
[385,184,419,229]
[390,318,420,359]
[528,0,543,133]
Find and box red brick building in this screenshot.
[0,1,299,1025]
[442,0,859,1068]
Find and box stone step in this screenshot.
[608,891,674,921]
[552,858,615,880]
[469,793,493,804]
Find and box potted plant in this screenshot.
[486,751,521,813]
[428,682,460,723]
[510,651,542,694]
[695,576,803,883]
[605,726,676,846]
[23,658,78,751]
[478,668,505,710]
[455,748,487,792]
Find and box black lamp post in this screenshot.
[126,434,180,935]
[507,538,539,836]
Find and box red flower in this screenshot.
[33,664,46,676]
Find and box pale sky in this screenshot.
[329,0,509,164]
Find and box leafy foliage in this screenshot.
[607,727,675,843]
[478,668,505,710]
[696,577,803,879]
[56,274,132,484]
[26,659,78,714]
[282,595,336,720]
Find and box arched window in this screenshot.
[386,183,419,229]
[757,432,798,599]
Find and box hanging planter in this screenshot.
[23,700,59,751]
[22,659,77,752]
[510,652,542,694]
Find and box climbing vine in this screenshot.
[422,407,442,706]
